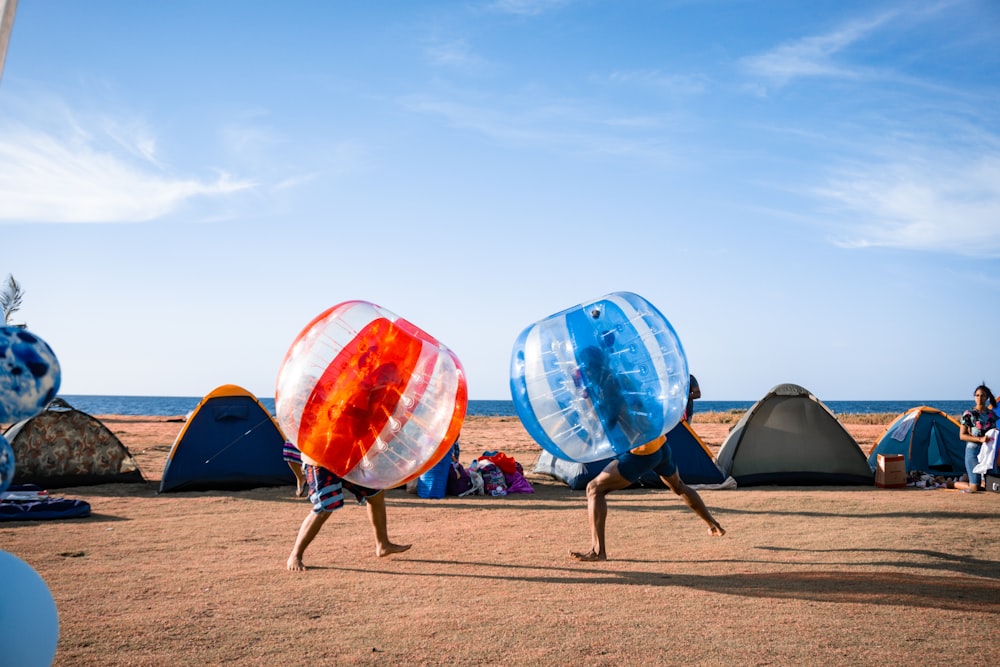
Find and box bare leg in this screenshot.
[365,492,411,557]
[288,462,308,498]
[570,461,633,562]
[660,470,725,536]
[286,510,332,571]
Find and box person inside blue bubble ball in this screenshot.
[576,345,650,440]
[570,432,725,561]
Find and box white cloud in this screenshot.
[400,92,682,164]
[819,154,1000,257]
[425,38,486,69]
[272,173,319,192]
[101,117,162,168]
[603,69,708,97]
[482,0,572,16]
[0,119,254,224]
[741,11,897,89]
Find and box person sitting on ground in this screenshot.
[955,383,998,493]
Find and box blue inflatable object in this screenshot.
[0,435,14,494]
[510,292,688,463]
[0,551,60,667]
[0,327,61,423]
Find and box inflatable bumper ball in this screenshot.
[510,291,688,463]
[275,301,467,489]
[0,326,61,424]
[0,550,60,667]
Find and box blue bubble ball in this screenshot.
[510,291,688,463]
[0,551,60,667]
[0,326,61,423]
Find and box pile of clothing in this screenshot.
[905,471,952,489]
[447,450,534,497]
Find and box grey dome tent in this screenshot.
[716,383,873,486]
[3,398,145,488]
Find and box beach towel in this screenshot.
[0,485,91,522]
[887,411,917,441]
[973,428,999,475]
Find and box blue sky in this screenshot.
[1,0,998,402]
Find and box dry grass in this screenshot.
[691,409,747,425]
[693,410,947,427]
[3,414,999,667]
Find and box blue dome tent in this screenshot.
[159,385,293,493]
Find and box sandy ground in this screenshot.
[3,414,999,667]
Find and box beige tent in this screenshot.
[716,383,873,486]
[4,398,145,488]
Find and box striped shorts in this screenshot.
[282,441,302,464]
[303,463,381,513]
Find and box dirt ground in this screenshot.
[3,414,999,666]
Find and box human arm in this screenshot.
[959,422,988,444]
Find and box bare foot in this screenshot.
[708,522,726,537]
[376,542,412,557]
[286,556,306,571]
[570,550,606,562]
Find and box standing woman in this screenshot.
[955,383,998,492]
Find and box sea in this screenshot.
[56,396,973,418]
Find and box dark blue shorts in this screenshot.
[303,463,381,513]
[616,444,676,484]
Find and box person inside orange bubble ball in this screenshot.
[285,363,411,571]
[285,440,411,571]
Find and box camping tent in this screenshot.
[159,384,293,492]
[867,406,965,475]
[715,383,873,486]
[533,451,611,490]
[3,398,145,488]
[533,420,730,489]
[635,420,729,487]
